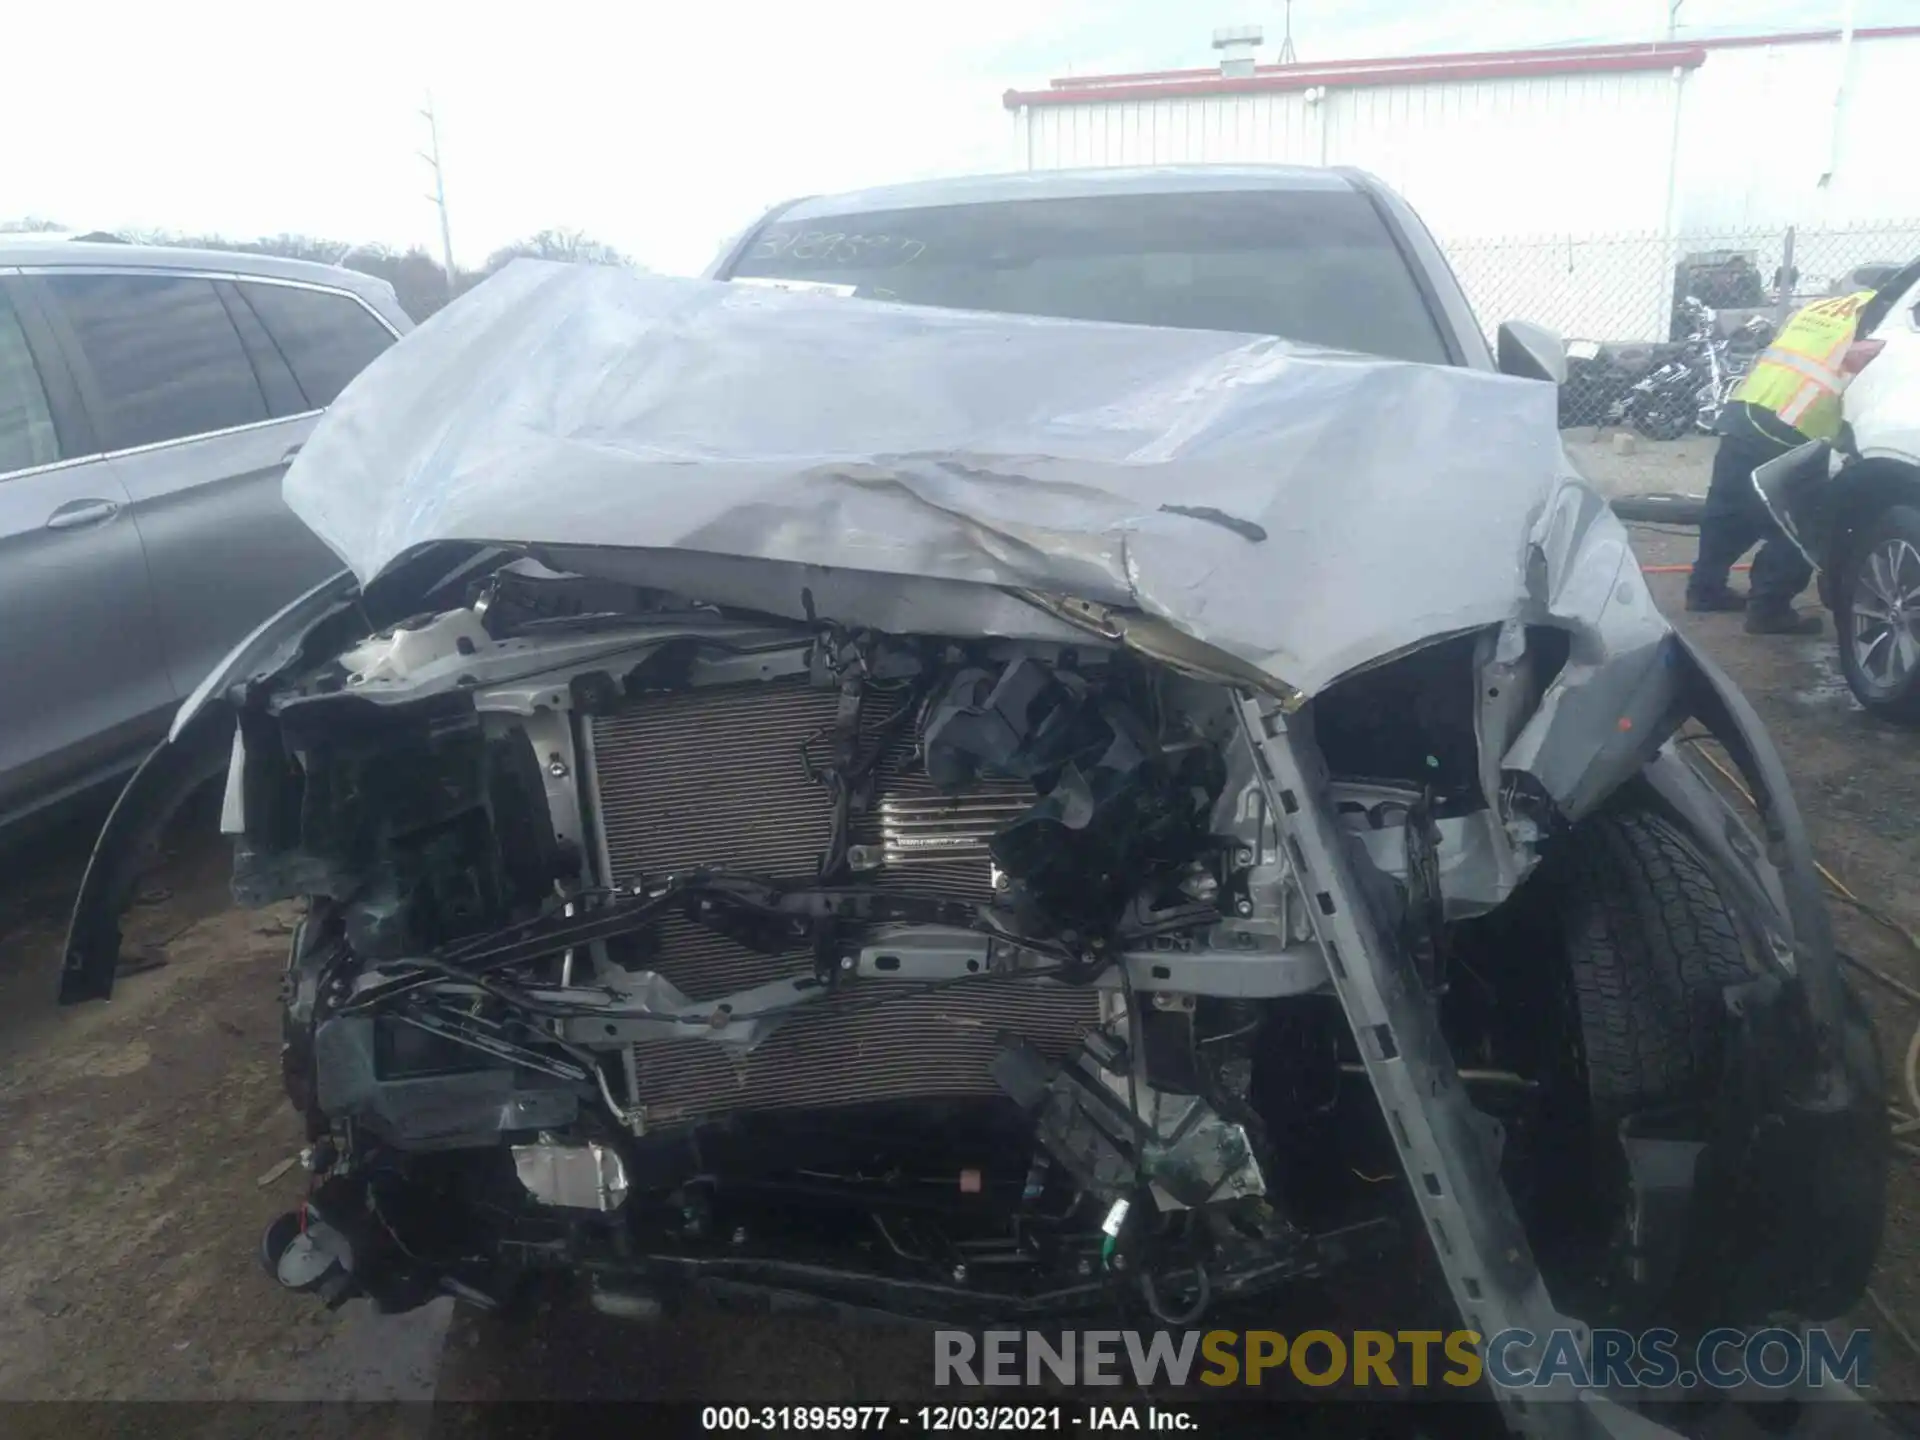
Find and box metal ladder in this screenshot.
[1239,696,1681,1440]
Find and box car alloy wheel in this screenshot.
[1850,536,1920,698]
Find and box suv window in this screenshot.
[235,282,396,409]
[0,291,60,474]
[46,273,268,450]
[730,189,1450,365]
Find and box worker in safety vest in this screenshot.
[1687,289,1875,633]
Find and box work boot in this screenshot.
[1744,604,1823,636]
[1685,586,1747,613]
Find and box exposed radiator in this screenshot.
[585,677,1099,1125]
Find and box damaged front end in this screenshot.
[61,269,1883,1427]
[61,539,1883,1351]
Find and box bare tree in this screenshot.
[482,228,632,274]
[0,217,69,234]
[341,246,473,323]
[118,229,356,266]
[230,233,355,266]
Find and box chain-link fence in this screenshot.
[1441,219,1920,430]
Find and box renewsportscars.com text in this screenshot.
[934,1327,1872,1392]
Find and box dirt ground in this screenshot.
[1,514,1917,1429]
[1562,430,1716,501]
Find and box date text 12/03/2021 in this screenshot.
[701,1406,1194,1431]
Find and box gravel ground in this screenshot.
[0,520,1915,1434]
[1562,431,1715,500]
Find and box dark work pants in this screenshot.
[1690,430,1814,609]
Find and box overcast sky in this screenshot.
[3,1,1901,275]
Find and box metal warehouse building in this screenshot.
[1003,26,1920,340]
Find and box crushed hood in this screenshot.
[286,260,1575,697]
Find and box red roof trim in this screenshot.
[1008,23,1920,110]
[1006,48,1706,109]
[1047,41,1683,90]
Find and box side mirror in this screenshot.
[1496,320,1568,384]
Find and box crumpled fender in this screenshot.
[1652,633,1847,1051]
[59,551,502,1005]
[59,571,362,1005]
[58,700,237,1004]
[1500,594,1882,1324]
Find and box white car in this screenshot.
[1757,256,1920,722]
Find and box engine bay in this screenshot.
[231,558,1543,1322]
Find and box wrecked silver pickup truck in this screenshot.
[60,228,1883,1425]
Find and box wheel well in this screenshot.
[1831,458,1920,571]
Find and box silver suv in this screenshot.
[0,236,412,827]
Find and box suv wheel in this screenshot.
[1483,805,1758,1324]
[1836,503,1920,724]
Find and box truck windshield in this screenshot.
[728,188,1451,366]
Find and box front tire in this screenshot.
[1836,503,1920,725]
[1519,806,1757,1321]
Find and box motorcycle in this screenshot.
[1559,338,1676,429]
[1623,298,1776,440]
[1724,310,1777,396]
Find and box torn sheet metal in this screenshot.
[1500,481,1680,821]
[287,260,1574,697]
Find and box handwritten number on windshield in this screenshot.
[747,230,925,266]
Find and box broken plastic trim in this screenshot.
[1751,438,1836,573]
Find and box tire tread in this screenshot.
[1554,807,1756,1114]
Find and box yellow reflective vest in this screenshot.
[1732,290,1875,441]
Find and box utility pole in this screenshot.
[1819,0,1856,194]
[1658,0,1688,335]
[419,95,457,300]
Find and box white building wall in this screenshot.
[1673,34,1920,234]
[1322,71,1680,240]
[1022,91,1321,169]
[1673,43,1831,230]
[1011,33,1920,340]
[1330,72,1685,340]
[1017,69,1682,338]
[1018,69,1677,241]
[1017,35,1919,238]
[1833,37,1920,224]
